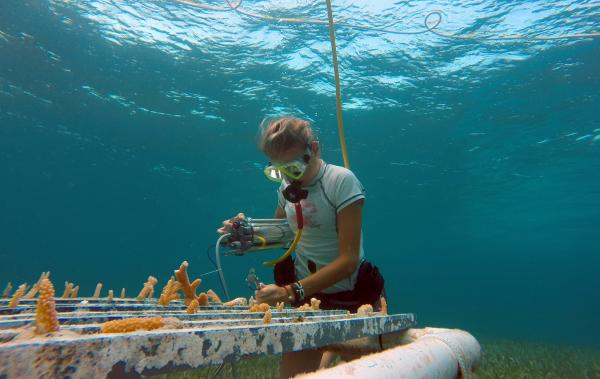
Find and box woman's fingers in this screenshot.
[217,212,245,234]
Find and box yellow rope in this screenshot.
[325,0,349,169]
[263,228,302,267]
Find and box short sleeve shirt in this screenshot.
[277,161,365,293]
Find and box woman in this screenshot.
[219,116,384,378]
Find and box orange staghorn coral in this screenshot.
[23,272,50,299]
[137,276,158,301]
[100,317,183,333]
[158,276,181,306]
[295,303,312,311]
[310,297,321,311]
[263,309,272,324]
[120,288,126,299]
[108,290,114,302]
[276,302,284,312]
[356,304,374,317]
[174,261,202,305]
[35,278,59,334]
[206,289,222,303]
[8,283,28,308]
[380,296,388,315]
[249,303,270,312]
[70,286,79,299]
[2,282,12,297]
[197,292,208,306]
[93,282,102,298]
[224,297,247,307]
[186,299,199,314]
[62,282,74,299]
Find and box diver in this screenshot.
[218,116,385,378]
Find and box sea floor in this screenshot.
[158,339,600,378]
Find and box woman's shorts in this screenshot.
[274,255,385,313]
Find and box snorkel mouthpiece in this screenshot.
[282,180,308,203]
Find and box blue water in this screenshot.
[1,0,599,348]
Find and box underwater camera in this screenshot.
[220,217,294,256]
[214,217,294,300]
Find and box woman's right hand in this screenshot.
[217,212,245,235]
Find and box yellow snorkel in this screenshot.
[262,201,304,266]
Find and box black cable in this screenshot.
[206,244,217,269]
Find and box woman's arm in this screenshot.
[274,205,286,219]
[255,200,362,305]
[298,198,363,298]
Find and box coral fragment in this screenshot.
[159,276,181,306]
[186,299,199,314]
[263,309,272,324]
[380,296,388,315]
[207,289,222,303]
[137,276,158,301]
[35,278,59,334]
[8,284,28,308]
[356,304,374,317]
[224,297,247,306]
[174,261,202,305]
[100,317,182,333]
[93,283,102,298]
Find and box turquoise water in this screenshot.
[1,0,599,348]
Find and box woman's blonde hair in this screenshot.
[258,116,315,157]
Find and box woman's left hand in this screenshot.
[255,284,287,306]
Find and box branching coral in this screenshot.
[224,297,247,306]
[93,283,102,298]
[276,302,284,312]
[207,289,222,303]
[120,288,126,299]
[8,283,28,308]
[356,304,374,317]
[62,282,74,298]
[249,296,255,307]
[174,261,202,305]
[70,286,79,298]
[294,299,321,311]
[137,276,158,301]
[2,282,12,297]
[310,298,321,311]
[108,290,114,302]
[263,309,272,324]
[186,299,199,314]
[380,296,388,315]
[100,317,182,333]
[249,303,270,312]
[197,292,208,306]
[295,303,312,311]
[158,276,181,306]
[23,272,50,299]
[35,278,59,334]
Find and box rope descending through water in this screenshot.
[325,0,349,169]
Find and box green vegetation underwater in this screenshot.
[1,0,599,377]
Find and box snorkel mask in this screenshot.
[263,146,312,183]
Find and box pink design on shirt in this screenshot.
[300,199,321,228]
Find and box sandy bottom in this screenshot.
[154,339,600,379]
